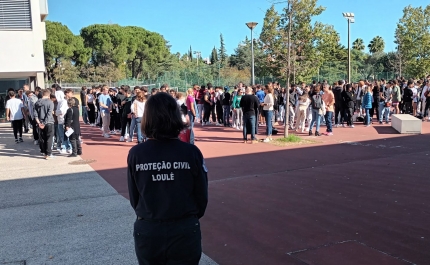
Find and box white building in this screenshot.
[0,0,48,94]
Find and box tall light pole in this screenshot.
[246,22,258,85]
[193,51,201,66]
[342,12,354,84]
[284,1,292,138]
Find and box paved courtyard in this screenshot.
[1,120,430,264]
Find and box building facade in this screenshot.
[0,0,48,95]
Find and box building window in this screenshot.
[0,0,32,30]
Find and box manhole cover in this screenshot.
[68,159,96,165]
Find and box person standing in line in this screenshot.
[129,92,146,143]
[392,80,402,114]
[221,86,231,127]
[64,98,82,157]
[308,85,324,136]
[202,87,212,126]
[55,91,71,154]
[34,89,55,160]
[361,86,373,127]
[403,80,414,115]
[25,90,40,145]
[186,88,197,144]
[322,83,335,136]
[86,88,96,126]
[98,85,113,138]
[379,81,393,124]
[262,85,274,142]
[232,88,243,130]
[127,92,208,265]
[80,86,89,124]
[5,90,26,143]
[120,88,133,142]
[332,81,343,127]
[240,87,260,143]
[196,86,205,124]
[214,87,224,126]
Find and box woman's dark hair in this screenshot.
[141,92,184,140]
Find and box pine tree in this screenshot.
[218,34,227,66]
[189,45,193,61]
[210,47,218,65]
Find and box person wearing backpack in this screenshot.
[308,85,323,136]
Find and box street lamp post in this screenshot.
[246,22,258,85]
[342,12,354,84]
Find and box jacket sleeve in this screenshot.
[193,150,208,219]
[127,151,140,211]
[65,109,72,127]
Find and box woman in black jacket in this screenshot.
[64,98,82,157]
[341,84,355,127]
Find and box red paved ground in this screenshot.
[80,121,430,265]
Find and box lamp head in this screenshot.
[246,22,258,30]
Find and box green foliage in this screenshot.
[368,36,385,54]
[352,38,365,51]
[275,134,302,143]
[218,34,228,65]
[210,47,218,65]
[396,4,430,78]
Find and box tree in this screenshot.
[80,24,128,67]
[44,21,82,81]
[210,47,218,65]
[396,4,430,78]
[352,38,365,51]
[218,33,228,65]
[368,36,385,54]
[260,1,337,82]
[189,46,193,61]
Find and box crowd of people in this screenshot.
[3,75,430,156]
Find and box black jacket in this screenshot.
[65,106,81,136]
[342,90,354,108]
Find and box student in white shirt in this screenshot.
[5,90,26,143]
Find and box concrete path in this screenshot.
[0,123,216,265]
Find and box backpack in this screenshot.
[312,94,322,110]
[273,92,279,110]
[220,92,225,102]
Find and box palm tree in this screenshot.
[352,38,365,51]
[368,36,385,54]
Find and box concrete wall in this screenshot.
[0,0,47,75]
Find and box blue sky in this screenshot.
[48,0,429,59]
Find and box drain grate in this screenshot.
[68,159,96,165]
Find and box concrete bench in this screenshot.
[391,114,422,134]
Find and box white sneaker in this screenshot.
[59,149,68,154]
[119,136,125,142]
[124,134,129,140]
[351,125,355,128]
[100,127,103,131]
[104,134,111,138]
[263,138,270,143]
[240,126,243,130]
[236,126,241,130]
[34,140,38,145]
[127,138,133,142]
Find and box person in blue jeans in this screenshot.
[379,83,392,124]
[240,87,260,143]
[361,86,373,126]
[262,85,274,142]
[129,92,146,143]
[309,85,323,136]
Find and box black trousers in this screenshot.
[133,217,201,265]
[210,104,216,122]
[12,119,23,139]
[216,103,223,124]
[370,101,379,121]
[121,116,131,137]
[404,101,413,114]
[69,133,82,155]
[109,110,120,131]
[203,105,211,123]
[88,103,96,124]
[344,107,354,126]
[39,124,54,156]
[30,118,39,141]
[334,104,343,125]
